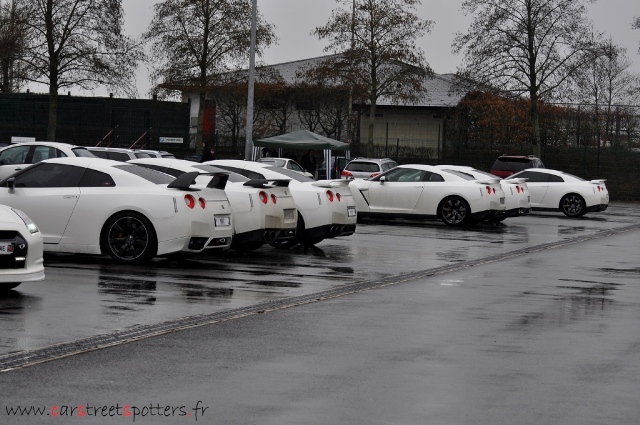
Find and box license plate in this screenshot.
[0,242,14,255]
[284,209,295,220]
[347,206,356,217]
[214,216,231,226]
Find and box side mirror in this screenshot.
[7,177,15,190]
[379,176,386,184]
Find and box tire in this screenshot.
[439,196,471,227]
[560,194,586,217]
[102,212,157,264]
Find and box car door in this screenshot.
[367,168,426,213]
[516,171,550,207]
[0,163,82,244]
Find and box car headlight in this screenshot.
[11,208,40,234]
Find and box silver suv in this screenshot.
[341,158,398,180]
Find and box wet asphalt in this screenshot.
[0,203,639,424]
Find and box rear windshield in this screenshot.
[72,147,96,158]
[263,166,314,182]
[441,170,476,180]
[492,159,532,172]
[193,164,249,183]
[113,164,175,184]
[345,161,380,173]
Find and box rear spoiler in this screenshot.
[243,179,291,188]
[503,178,527,184]
[167,171,229,191]
[589,179,607,184]
[475,178,502,185]
[311,179,351,188]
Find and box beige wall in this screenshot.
[361,108,444,149]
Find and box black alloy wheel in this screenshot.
[439,196,471,227]
[103,212,157,263]
[560,194,586,217]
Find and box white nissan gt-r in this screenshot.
[206,160,357,247]
[506,168,609,217]
[129,158,299,252]
[0,204,44,291]
[434,165,531,221]
[0,157,233,263]
[349,164,506,226]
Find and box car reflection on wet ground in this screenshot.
[0,203,638,356]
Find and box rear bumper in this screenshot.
[232,228,296,246]
[586,203,608,213]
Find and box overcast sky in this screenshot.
[113,0,640,97]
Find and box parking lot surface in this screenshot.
[0,203,639,424]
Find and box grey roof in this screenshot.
[256,55,464,108]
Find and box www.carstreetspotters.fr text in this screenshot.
[4,401,209,422]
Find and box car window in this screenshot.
[288,161,304,172]
[11,163,85,187]
[72,147,95,158]
[79,169,116,187]
[109,152,132,161]
[113,164,175,184]
[381,161,398,172]
[0,145,30,165]
[134,152,152,158]
[372,167,420,182]
[513,171,547,182]
[88,150,109,159]
[346,161,380,173]
[424,172,445,182]
[33,145,65,162]
[548,174,564,183]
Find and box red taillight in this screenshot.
[258,191,268,204]
[271,194,277,204]
[486,186,491,194]
[597,186,602,192]
[198,197,206,209]
[370,172,380,178]
[516,186,521,193]
[342,170,353,179]
[326,190,334,202]
[184,194,196,209]
[492,188,496,194]
[336,192,342,202]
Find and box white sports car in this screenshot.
[434,165,531,221]
[207,160,357,247]
[0,141,95,180]
[507,168,609,217]
[350,164,506,226]
[0,157,233,263]
[0,205,44,291]
[130,158,298,252]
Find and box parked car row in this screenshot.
[0,142,610,292]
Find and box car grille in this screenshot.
[0,231,28,269]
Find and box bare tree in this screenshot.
[312,0,433,155]
[143,0,276,150]
[0,0,28,93]
[452,0,599,156]
[17,0,143,141]
[572,39,640,146]
[634,17,640,55]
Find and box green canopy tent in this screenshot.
[253,130,350,179]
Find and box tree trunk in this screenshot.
[367,103,376,157]
[47,86,58,141]
[196,89,206,154]
[530,93,541,157]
